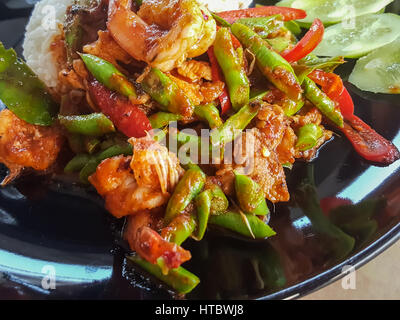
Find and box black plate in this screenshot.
[0,0,399,300]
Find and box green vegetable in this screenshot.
[303,77,344,128]
[206,184,229,215]
[162,214,197,246]
[282,97,305,116]
[80,53,138,98]
[64,153,92,173]
[231,23,302,101]
[296,123,324,151]
[265,37,292,53]
[211,102,260,147]
[164,166,206,224]
[0,42,58,126]
[234,172,269,216]
[194,103,223,129]
[236,15,284,38]
[284,20,302,36]
[277,0,394,25]
[349,37,400,94]
[193,190,212,241]
[149,112,182,129]
[58,113,115,136]
[209,210,276,239]
[298,55,345,73]
[79,143,133,183]
[141,68,194,117]
[313,13,400,58]
[213,27,250,111]
[84,136,101,154]
[127,255,199,294]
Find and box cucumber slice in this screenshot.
[349,37,400,94]
[276,0,393,25]
[313,13,400,58]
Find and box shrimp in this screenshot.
[107,0,216,72]
[89,135,184,218]
[125,213,191,270]
[0,109,63,185]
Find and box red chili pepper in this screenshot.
[88,79,152,138]
[217,6,307,23]
[281,18,324,63]
[309,69,399,165]
[127,225,191,270]
[207,47,232,114]
[341,115,400,165]
[308,69,354,119]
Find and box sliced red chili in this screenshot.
[88,79,152,138]
[218,6,307,23]
[207,47,232,114]
[308,69,354,119]
[341,115,400,165]
[281,18,324,63]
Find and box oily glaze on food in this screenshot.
[0,0,399,295]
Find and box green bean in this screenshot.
[149,112,182,129]
[282,98,305,116]
[296,123,324,152]
[234,172,269,216]
[141,68,194,117]
[64,153,92,174]
[236,15,283,38]
[58,113,115,136]
[79,143,133,183]
[209,210,276,239]
[84,136,101,154]
[214,27,250,111]
[211,102,260,147]
[161,214,197,246]
[80,53,138,99]
[194,103,223,129]
[284,20,302,36]
[211,12,232,28]
[303,77,344,128]
[127,255,200,294]
[265,37,291,53]
[231,23,302,101]
[0,42,58,126]
[164,166,206,224]
[206,184,229,215]
[194,190,212,241]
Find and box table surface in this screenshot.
[302,240,400,300]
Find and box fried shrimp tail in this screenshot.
[107,0,216,72]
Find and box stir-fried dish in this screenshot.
[0,0,399,295]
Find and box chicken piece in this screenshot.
[89,136,184,218]
[0,109,63,185]
[200,81,225,104]
[216,128,290,203]
[168,74,204,105]
[177,60,212,82]
[255,103,290,150]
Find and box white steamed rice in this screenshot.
[23,0,73,88]
[22,0,251,88]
